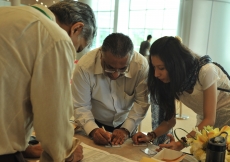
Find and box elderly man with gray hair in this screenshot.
[0,1,96,162]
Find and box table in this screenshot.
[74,130,150,161]
[26,130,150,162]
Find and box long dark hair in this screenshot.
[148,36,199,120]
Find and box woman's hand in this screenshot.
[132,132,150,144]
[158,134,184,151]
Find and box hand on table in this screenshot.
[90,128,112,145]
[65,145,83,162]
[111,128,129,145]
[158,134,184,151]
[22,143,42,158]
[132,132,150,145]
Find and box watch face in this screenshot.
[147,132,156,142]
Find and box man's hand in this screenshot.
[111,128,129,145]
[132,132,150,145]
[158,134,184,151]
[65,145,83,162]
[90,128,112,145]
[22,143,42,158]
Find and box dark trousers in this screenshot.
[0,152,26,162]
[95,120,122,132]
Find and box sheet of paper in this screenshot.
[26,142,137,162]
[81,142,137,162]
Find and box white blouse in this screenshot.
[179,63,230,127]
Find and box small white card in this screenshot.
[105,144,121,148]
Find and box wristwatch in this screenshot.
[147,131,157,142]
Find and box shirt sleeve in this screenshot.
[198,63,219,90]
[31,40,79,162]
[72,64,98,135]
[121,60,150,135]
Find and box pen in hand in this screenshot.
[163,138,170,144]
[102,126,112,146]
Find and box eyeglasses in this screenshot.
[100,51,128,75]
[103,60,127,74]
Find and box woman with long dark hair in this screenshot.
[132,36,230,150]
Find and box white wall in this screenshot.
[188,0,230,73]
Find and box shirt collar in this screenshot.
[94,48,132,78]
[31,4,56,21]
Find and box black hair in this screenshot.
[147,35,152,41]
[101,33,134,58]
[148,36,199,120]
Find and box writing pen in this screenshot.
[158,138,170,150]
[102,126,112,146]
[163,138,170,144]
[217,87,230,93]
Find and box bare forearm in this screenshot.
[153,118,176,137]
[186,118,215,139]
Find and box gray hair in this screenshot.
[101,33,134,58]
[49,0,97,47]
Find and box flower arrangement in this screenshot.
[187,125,230,162]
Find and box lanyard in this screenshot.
[31,6,52,20]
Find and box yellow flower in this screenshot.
[205,125,214,131]
[190,140,203,152]
[220,126,230,134]
[226,154,230,162]
[207,128,220,139]
[197,132,208,144]
[188,125,230,161]
[220,126,230,146]
[193,148,206,161]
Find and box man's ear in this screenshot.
[70,22,84,36]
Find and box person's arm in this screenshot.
[22,143,43,158]
[188,82,217,137]
[187,64,219,138]
[198,82,217,127]
[72,62,112,145]
[132,116,176,144]
[71,62,99,136]
[152,117,176,138]
[114,58,150,144]
[160,66,219,151]
[31,40,79,162]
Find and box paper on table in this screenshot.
[81,142,137,162]
[26,142,136,162]
[151,148,185,162]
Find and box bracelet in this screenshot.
[147,131,157,142]
[65,154,74,162]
